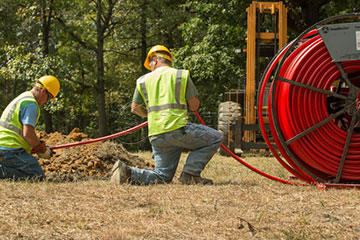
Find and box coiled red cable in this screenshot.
[259,14,360,185]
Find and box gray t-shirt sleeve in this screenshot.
[132,87,145,105]
[185,76,199,99]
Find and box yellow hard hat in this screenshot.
[36,75,60,102]
[144,45,173,70]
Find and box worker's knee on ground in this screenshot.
[23,169,45,181]
[30,173,45,181]
[157,173,174,184]
[36,170,45,179]
[161,176,173,184]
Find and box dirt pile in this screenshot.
[37,128,153,182]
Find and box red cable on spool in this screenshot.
[277,41,360,180]
[259,14,360,185]
[258,31,319,184]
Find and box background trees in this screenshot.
[0,0,359,147]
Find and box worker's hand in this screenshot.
[31,141,47,154]
[37,147,54,159]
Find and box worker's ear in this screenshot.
[42,88,49,98]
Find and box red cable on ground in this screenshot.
[48,110,306,186]
[49,122,148,150]
[193,111,308,186]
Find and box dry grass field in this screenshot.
[1,151,360,240]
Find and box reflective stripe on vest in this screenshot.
[0,92,40,152]
[0,121,23,138]
[137,67,189,136]
[0,95,34,138]
[140,70,186,112]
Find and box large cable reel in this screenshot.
[258,14,360,185]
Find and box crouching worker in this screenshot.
[0,76,60,181]
[111,45,223,185]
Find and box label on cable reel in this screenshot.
[318,22,360,62]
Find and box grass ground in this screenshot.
[1,151,360,240]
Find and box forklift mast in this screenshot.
[244,1,288,143]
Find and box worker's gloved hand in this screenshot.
[37,147,54,159]
[31,141,47,154]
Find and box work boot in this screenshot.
[111,160,131,184]
[179,172,213,185]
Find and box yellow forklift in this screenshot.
[221,1,288,152]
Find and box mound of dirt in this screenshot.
[37,128,154,182]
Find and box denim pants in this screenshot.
[0,148,45,180]
[130,122,223,184]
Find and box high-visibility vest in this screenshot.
[137,66,189,136]
[0,91,40,153]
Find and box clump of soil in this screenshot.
[37,128,153,182]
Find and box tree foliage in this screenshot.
[173,0,251,112]
[0,0,359,144]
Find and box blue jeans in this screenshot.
[130,123,223,184]
[0,148,45,180]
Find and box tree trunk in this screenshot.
[96,0,107,136]
[139,1,151,150]
[140,0,147,74]
[96,49,107,136]
[41,0,54,133]
[42,109,53,133]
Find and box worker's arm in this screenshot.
[131,102,148,118]
[23,124,41,147]
[20,103,50,157]
[24,124,52,158]
[187,96,200,111]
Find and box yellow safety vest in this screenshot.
[137,67,189,136]
[0,91,40,153]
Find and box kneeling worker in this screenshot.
[0,75,60,180]
[111,45,223,185]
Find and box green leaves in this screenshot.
[0,0,358,140]
[173,0,248,112]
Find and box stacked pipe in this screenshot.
[258,14,360,185]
